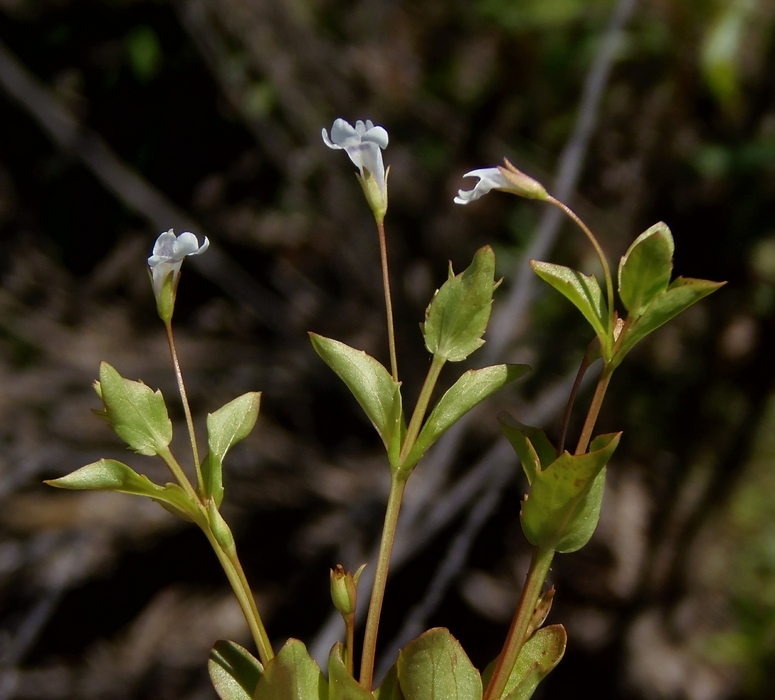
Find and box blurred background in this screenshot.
[0,0,773,697]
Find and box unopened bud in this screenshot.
[330,563,365,617]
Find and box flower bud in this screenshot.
[330,563,365,617]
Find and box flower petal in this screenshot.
[174,232,203,258]
[454,167,513,205]
[152,229,177,257]
[362,125,389,149]
[330,118,360,147]
[321,128,341,150]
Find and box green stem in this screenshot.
[204,529,274,666]
[360,473,407,690]
[557,351,592,457]
[574,363,613,455]
[157,447,199,503]
[547,196,615,337]
[376,219,399,383]
[399,354,446,465]
[345,613,355,676]
[483,546,555,700]
[165,322,205,494]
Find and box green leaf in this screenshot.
[498,415,556,485]
[618,222,674,318]
[45,458,200,521]
[613,277,725,368]
[310,334,402,456]
[208,639,263,700]
[204,392,261,505]
[404,364,529,470]
[521,433,620,550]
[328,643,373,700]
[481,625,566,700]
[423,246,497,362]
[98,362,172,456]
[374,664,404,700]
[397,628,481,700]
[530,261,610,358]
[253,638,327,700]
[554,468,606,553]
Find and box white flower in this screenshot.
[454,167,513,205]
[322,118,389,218]
[148,229,209,297]
[454,160,548,205]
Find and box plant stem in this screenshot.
[547,196,615,336]
[575,363,613,455]
[157,447,199,503]
[399,354,446,464]
[345,613,355,676]
[483,546,555,700]
[376,219,399,382]
[558,352,592,457]
[165,322,204,493]
[360,473,407,690]
[205,530,274,666]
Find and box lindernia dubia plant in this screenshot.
[45,119,724,700]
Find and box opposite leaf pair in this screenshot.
[49,363,259,512]
[311,247,529,476]
[533,222,723,366]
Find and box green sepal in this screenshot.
[253,638,327,700]
[402,364,530,471]
[328,643,373,700]
[612,277,725,368]
[618,222,674,318]
[203,392,261,506]
[98,362,172,456]
[309,334,402,459]
[397,628,482,700]
[498,415,557,485]
[521,433,620,551]
[45,458,199,522]
[481,625,566,700]
[154,266,177,324]
[422,246,497,362]
[357,167,388,224]
[208,639,263,700]
[374,663,404,700]
[530,261,610,359]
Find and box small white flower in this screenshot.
[322,118,389,218]
[455,160,548,205]
[454,167,514,205]
[148,229,209,297]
